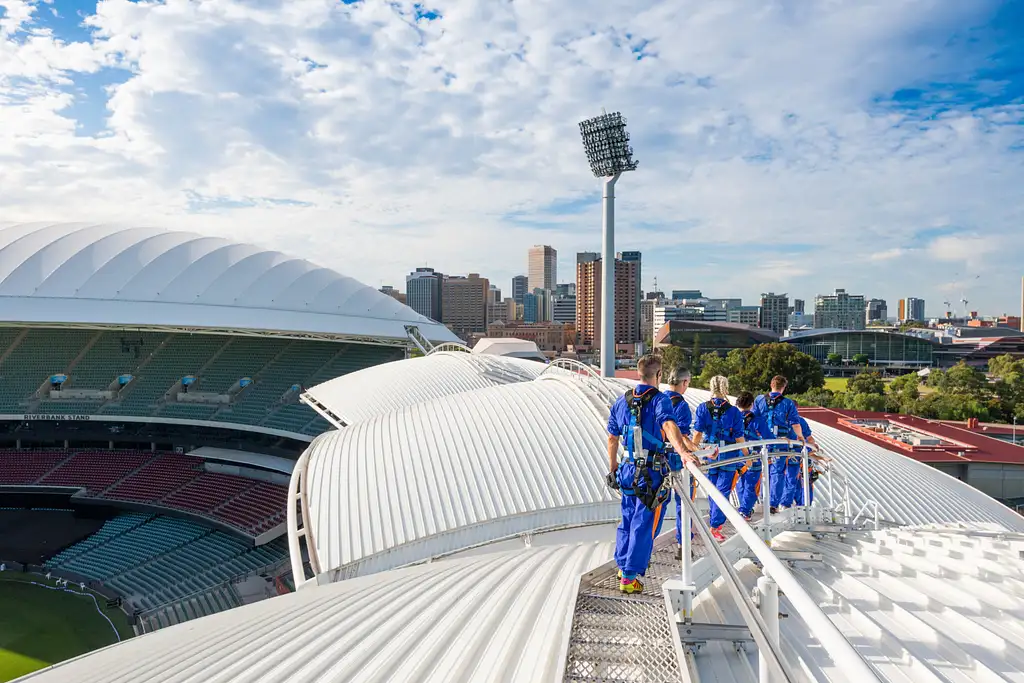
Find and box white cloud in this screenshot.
[0,0,1021,314]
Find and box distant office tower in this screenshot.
[442,273,489,338]
[486,286,507,325]
[907,297,925,322]
[813,289,866,330]
[555,282,576,297]
[898,299,906,322]
[576,256,640,347]
[672,290,703,300]
[617,251,642,341]
[866,298,888,325]
[523,291,539,324]
[577,252,599,265]
[701,298,742,323]
[553,292,576,325]
[729,306,761,327]
[379,285,407,305]
[528,245,557,293]
[759,293,789,334]
[511,275,528,305]
[793,299,805,315]
[646,291,665,300]
[405,267,444,321]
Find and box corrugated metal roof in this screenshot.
[299,380,1023,582]
[302,375,625,579]
[18,542,613,683]
[686,525,1024,683]
[302,351,551,425]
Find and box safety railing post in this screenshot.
[827,466,835,523]
[680,469,693,621]
[801,446,811,524]
[760,446,771,542]
[757,571,780,683]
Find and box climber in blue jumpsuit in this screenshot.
[692,375,747,542]
[753,375,806,512]
[662,366,694,558]
[734,391,774,519]
[783,417,823,507]
[606,355,697,594]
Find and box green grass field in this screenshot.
[0,575,133,682]
[823,377,849,392]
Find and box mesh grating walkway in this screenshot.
[564,533,713,682]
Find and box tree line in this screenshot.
[658,342,1024,425]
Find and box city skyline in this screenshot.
[2,2,1021,315]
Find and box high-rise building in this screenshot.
[759,292,789,334]
[511,275,528,305]
[701,298,742,322]
[405,267,444,321]
[793,299,805,315]
[442,273,489,339]
[617,251,642,341]
[672,290,703,300]
[646,291,665,301]
[577,252,599,265]
[553,293,576,325]
[486,286,507,325]
[576,255,640,347]
[729,306,762,327]
[907,297,925,322]
[813,289,866,330]
[528,245,557,293]
[866,298,888,325]
[555,282,576,297]
[379,285,407,305]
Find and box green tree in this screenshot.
[989,354,1024,379]
[845,392,888,412]
[659,345,687,374]
[733,343,825,394]
[695,350,742,389]
[847,372,885,396]
[791,388,835,408]
[690,333,702,372]
[826,352,843,366]
[944,361,987,396]
[851,353,869,366]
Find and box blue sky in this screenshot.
[1,0,1022,317]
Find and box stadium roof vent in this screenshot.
[0,222,459,345]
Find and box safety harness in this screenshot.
[620,388,671,511]
[764,393,802,464]
[704,399,735,445]
[742,412,763,471]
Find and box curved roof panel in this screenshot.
[687,525,1024,682]
[300,379,1023,581]
[302,350,554,425]
[0,222,458,343]
[18,542,613,683]
[303,374,624,578]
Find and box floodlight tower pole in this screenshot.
[600,173,621,378]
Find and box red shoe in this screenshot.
[710,527,726,543]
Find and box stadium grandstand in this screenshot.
[17,354,1024,683]
[0,221,460,665]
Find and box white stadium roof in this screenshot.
[301,349,552,426]
[19,542,614,683]
[19,356,1024,683]
[0,222,458,344]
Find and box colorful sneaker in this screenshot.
[620,577,645,594]
[710,527,727,543]
[740,511,753,521]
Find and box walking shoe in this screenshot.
[620,577,645,594]
[769,507,778,515]
[741,511,753,522]
[710,527,726,543]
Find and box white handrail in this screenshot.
[850,499,882,530]
[683,461,881,681]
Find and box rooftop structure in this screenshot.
[0,223,456,345]
[29,354,1024,683]
[783,329,936,367]
[813,288,866,331]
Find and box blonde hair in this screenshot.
[709,375,729,398]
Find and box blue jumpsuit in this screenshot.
[753,392,801,509]
[609,385,675,579]
[663,390,693,545]
[735,410,773,517]
[781,417,815,507]
[693,399,745,529]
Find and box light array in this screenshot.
[578,112,639,178]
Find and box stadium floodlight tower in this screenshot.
[579,110,639,377]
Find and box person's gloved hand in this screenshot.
[605,471,620,490]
